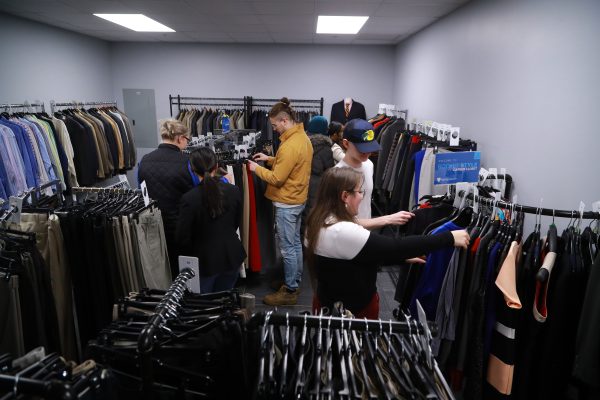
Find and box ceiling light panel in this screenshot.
[94,14,175,32]
[316,16,368,34]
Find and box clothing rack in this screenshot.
[137,267,196,399]
[0,374,76,399]
[30,179,64,207]
[50,101,117,114]
[0,102,45,113]
[246,311,438,337]
[458,190,600,220]
[169,95,248,118]
[248,97,324,115]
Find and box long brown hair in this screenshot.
[305,167,363,289]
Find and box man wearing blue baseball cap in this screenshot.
[335,119,414,229]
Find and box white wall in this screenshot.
[393,0,600,231]
[0,13,114,111]
[109,42,396,133]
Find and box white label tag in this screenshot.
[488,168,497,178]
[425,121,433,137]
[412,118,417,131]
[140,181,150,207]
[479,168,489,183]
[72,193,77,203]
[513,195,518,206]
[578,201,585,226]
[493,192,501,201]
[449,127,460,146]
[454,182,469,208]
[473,186,479,214]
[500,168,506,178]
[432,122,441,140]
[593,201,600,214]
[207,131,212,136]
[118,174,128,183]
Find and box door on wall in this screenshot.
[123,89,158,187]
[123,89,158,148]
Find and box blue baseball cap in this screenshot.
[343,119,382,153]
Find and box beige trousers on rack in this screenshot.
[19,213,76,362]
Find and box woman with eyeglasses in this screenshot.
[137,118,198,280]
[305,167,470,319]
[176,147,246,293]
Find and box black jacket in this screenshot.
[137,144,194,235]
[175,180,246,277]
[330,100,367,125]
[301,134,334,236]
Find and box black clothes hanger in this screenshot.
[536,222,558,283]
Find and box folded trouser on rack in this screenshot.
[133,209,172,290]
[0,275,25,358]
[18,213,76,362]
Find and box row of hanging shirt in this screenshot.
[176,106,248,137]
[0,108,67,199]
[47,105,137,189]
[398,190,600,400]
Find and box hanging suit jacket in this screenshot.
[330,99,367,125]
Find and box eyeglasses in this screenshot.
[181,135,190,142]
[349,189,366,196]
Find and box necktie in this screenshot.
[345,103,349,117]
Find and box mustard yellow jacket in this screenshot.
[255,123,313,205]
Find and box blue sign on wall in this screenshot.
[434,152,481,185]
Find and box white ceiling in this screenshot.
[0,0,470,44]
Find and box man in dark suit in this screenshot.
[330,98,367,125]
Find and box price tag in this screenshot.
[118,174,128,183]
[578,201,585,227]
[593,201,600,214]
[513,195,518,206]
[412,118,417,130]
[425,121,432,137]
[450,127,460,146]
[479,168,489,184]
[488,168,497,179]
[493,192,501,201]
[140,181,150,207]
[207,132,212,136]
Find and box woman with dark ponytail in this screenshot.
[175,147,246,293]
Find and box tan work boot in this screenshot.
[270,280,301,294]
[263,286,298,306]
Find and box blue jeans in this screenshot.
[200,269,240,294]
[275,203,305,290]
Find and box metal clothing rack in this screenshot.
[458,190,600,220]
[248,97,324,115]
[50,101,117,114]
[138,268,195,399]
[246,311,438,337]
[0,102,45,113]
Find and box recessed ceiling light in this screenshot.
[94,14,175,32]
[317,16,368,34]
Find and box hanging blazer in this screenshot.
[330,99,367,125]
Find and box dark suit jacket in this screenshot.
[175,180,247,277]
[330,100,367,125]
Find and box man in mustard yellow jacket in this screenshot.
[249,98,313,306]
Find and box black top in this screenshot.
[330,100,367,125]
[56,114,98,186]
[301,134,334,237]
[137,144,194,235]
[175,180,247,277]
[317,230,454,314]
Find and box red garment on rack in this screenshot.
[373,118,389,129]
[246,164,262,271]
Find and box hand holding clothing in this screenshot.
[452,230,470,249]
[387,211,415,226]
[253,152,269,162]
